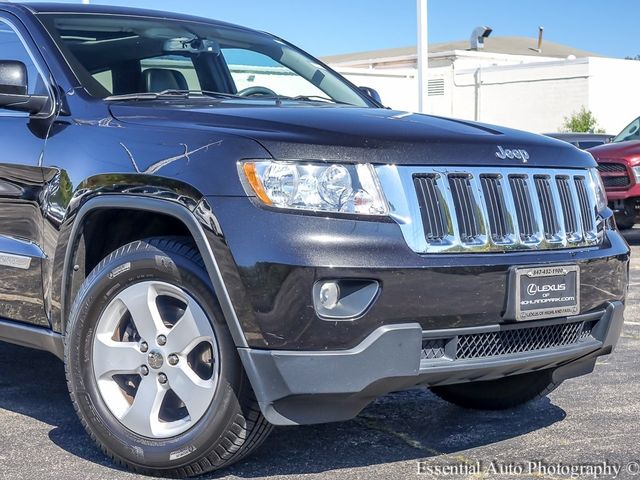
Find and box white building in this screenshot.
[322,36,640,134]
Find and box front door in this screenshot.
[0,14,52,326]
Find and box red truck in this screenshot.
[589,116,640,229]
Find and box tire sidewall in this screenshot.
[66,241,244,470]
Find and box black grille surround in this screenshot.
[420,316,600,362]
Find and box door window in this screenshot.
[0,21,48,96]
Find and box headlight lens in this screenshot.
[589,167,607,211]
[633,166,640,184]
[240,160,388,215]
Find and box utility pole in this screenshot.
[417,0,428,113]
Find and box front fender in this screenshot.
[48,193,250,348]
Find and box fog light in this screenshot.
[313,279,380,320]
[319,282,340,310]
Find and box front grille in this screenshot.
[602,176,631,188]
[597,162,627,173]
[400,166,601,253]
[456,321,594,360]
[597,162,630,188]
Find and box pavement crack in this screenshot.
[355,415,442,455]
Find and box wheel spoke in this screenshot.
[120,375,166,437]
[116,282,167,341]
[166,302,209,354]
[166,364,214,422]
[93,334,144,378]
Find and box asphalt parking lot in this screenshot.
[0,232,638,480]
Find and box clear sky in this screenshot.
[27,0,638,59]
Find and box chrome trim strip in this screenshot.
[0,252,31,270]
[377,165,601,254]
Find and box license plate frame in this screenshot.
[510,265,580,321]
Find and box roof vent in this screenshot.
[469,26,493,50]
[529,26,544,53]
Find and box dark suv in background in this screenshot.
[0,3,628,477]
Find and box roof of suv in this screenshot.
[9,2,248,31]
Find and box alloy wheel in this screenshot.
[92,281,219,438]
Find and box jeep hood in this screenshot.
[109,103,594,168]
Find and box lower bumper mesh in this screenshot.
[421,320,596,361]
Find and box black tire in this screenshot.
[429,370,560,410]
[615,212,635,230]
[64,237,272,477]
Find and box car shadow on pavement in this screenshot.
[220,390,565,479]
[0,342,127,473]
[0,342,566,479]
[621,228,640,246]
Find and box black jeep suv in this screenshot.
[0,3,629,477]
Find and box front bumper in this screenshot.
[240,301,625,425]
[206,196,629,351]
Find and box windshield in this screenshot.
[613,116,640,143]
[37,14,370,107]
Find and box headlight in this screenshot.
[633,166,640,184]
[240,160,388,215]
[589,167,607,211]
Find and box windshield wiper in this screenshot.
[104,89,243,102]
[286,95,351,105]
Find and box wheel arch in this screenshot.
[58,195,248,348]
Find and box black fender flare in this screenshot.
[61,195,249,348]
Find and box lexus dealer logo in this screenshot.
[496,145,530,162]
[526,283,566,296]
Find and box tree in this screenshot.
[560,107,605,133]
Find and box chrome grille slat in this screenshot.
[480,175,509,243]
[413,174,447,241]
[448,174,480,243]
[574,176,594,233]
[509,175,537,241]
[534,175,561,242]
[377,166,602,254]
[556,176,580,241]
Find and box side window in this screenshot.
[222,48,326,98]
[0,21,47,96]
[92,70,113,94]
[618,119,640,143]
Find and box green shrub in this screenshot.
[560,107,605,133]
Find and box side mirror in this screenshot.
[0,60,49,114]
[359,86,382,104]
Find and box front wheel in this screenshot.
[429,370,560,410]
[64,237,272,477]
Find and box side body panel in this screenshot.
[0,10,55,326]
